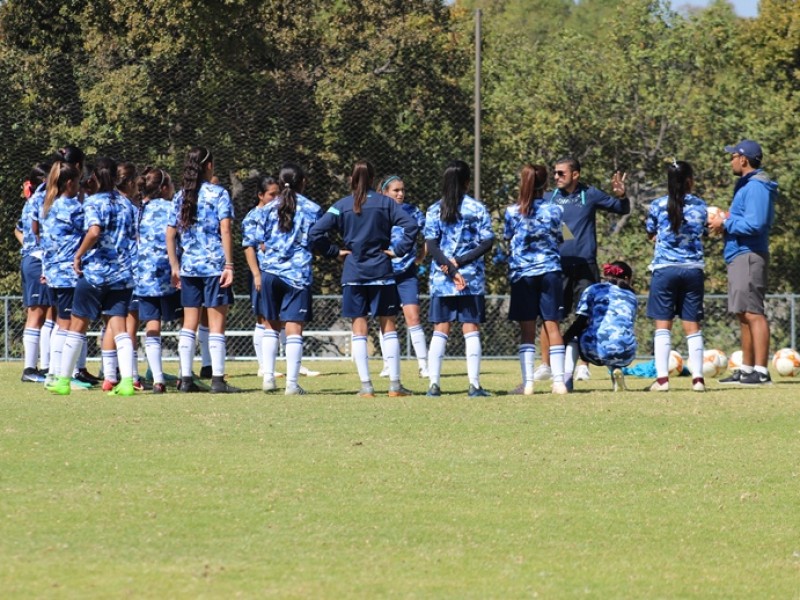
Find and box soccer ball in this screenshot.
[668,350,683,376]
[772,348,800,377]
[706,206,728,224]
[728,350,743,372]
[702,348,728,377]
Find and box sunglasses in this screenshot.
[554,170,568,177]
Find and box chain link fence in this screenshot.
[3,294,799,363]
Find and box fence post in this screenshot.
[4,296,9,361]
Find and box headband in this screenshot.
[200,149,210,164]
[380,175,401,191]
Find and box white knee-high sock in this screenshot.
[23,328,40,370]
[654,329,671,379]
[60,332,86,380]
[145,336,163,384]
[261,329,280,380]
[382,331,401,383]
[197,325,211,368]
[519,343,535,385]
[285,335,303,386]
[428,332,448,386]
[114,333,134,380]
[102,350,118,383]
[77,335,88,369]
[409,325,428,369]
[379,331,389,372]
[465,331,482,388]
[50,329,68,377]
[40,319,55,371]
[687,331,704,379]
[352,335,371,384]
[564,341,578,387]
[550,344,566,383]
[208,333,226,377]
[178,329,196,378]
[253,323,265,371]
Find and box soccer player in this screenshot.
[424,159,494,397]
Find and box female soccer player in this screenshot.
[503,164,568,395]
[424,159,494,397]
[309,159,418,397]
[563,261,638,392]
[645,160,707,392]
[377,175,429,379]
[167,146,238,394]
[135,167,179,394]
[244,164,323,395]
[46,157,138,397]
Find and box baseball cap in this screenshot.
[724,139,763,162]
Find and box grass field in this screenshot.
[1,360,799,598]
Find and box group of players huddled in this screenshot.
[19,143,765,397]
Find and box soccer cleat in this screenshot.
[108,378,135,397]
[379,365,390,378]
[612,368,627,392]
[510,382,534,395]
[21,367,46,383]
[74,368,100,385]
[426,383,441,397]
[262,377,277,392]
[43,373,57,387]
[358,383,375,398]
[178,376,201,393]
[418,366,430,378]
[739,370,772,385]
[468,384,492,397]
[46,376,71,396]
[646,380,670,392]
[284,384,306,396]
[551,382,568,395]
[152,382,167,394]
[102,379,118,392]
[199,365,213,379]
[144,368,179,384]
[210,376,241,394]
[299,365,321,377]
[533,364,552,381]
[274,371,285,378]
[692,377,705,392]
[70,378,92,390]
[132,378,145,392]
[575,364,591,381]
[388,383,413,397]
[718,370,741,384]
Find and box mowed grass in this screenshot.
[1,360,799,599]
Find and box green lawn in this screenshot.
[1,361,799,598]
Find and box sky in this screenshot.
[677,0,759,17]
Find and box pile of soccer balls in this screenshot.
[680,347,800,378]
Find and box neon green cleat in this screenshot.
[46,376,72,396]
[108,377,135,397]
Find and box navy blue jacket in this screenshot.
[310,191,419,284]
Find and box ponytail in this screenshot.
[666,160,693,234]
[139,166,170,200]
[116,161,138,200]
[351,160,375,215]
[92,157,118,193]
[277,163,305,232]
[602,260,634,291]
[179,146,212,231]
[43,161,80,218]
[440,159,470,224]
[517,163,548,217]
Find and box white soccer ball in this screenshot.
[728,350,743,372]
[668,350,683,376]
[772,348,800,377]
[706,207,728,236]
[702,349,728,377]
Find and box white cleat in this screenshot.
[533,364,552,381]
[299,365,321,377]
[575,364,591,381]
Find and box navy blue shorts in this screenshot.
[72,278,132,320]
[21,255,52,308]
[342,284,399,318]
[508,271,563,322]
[180,276,234,308]
[138,291,183,323]
[429,294,486,324]
[51,287,75,320]
[254,272,313,322]
[128,295,139,314]
[646,267,704,322]
[395,268,420,307]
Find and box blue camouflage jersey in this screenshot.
[424,195,494,296]
[168,181,234,277]
[17,183,46,259]
[503,200,563,282]
[245,194,323,288]
[646,193,706,270]
[390,203,426,275]
[82,191,137,288]
[41,195,84,288]
[576,282,638,367]
[241,204,267,270]
[136,198,176,297]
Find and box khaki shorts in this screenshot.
[727,252,768,315]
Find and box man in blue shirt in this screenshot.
[709,140,778,385]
